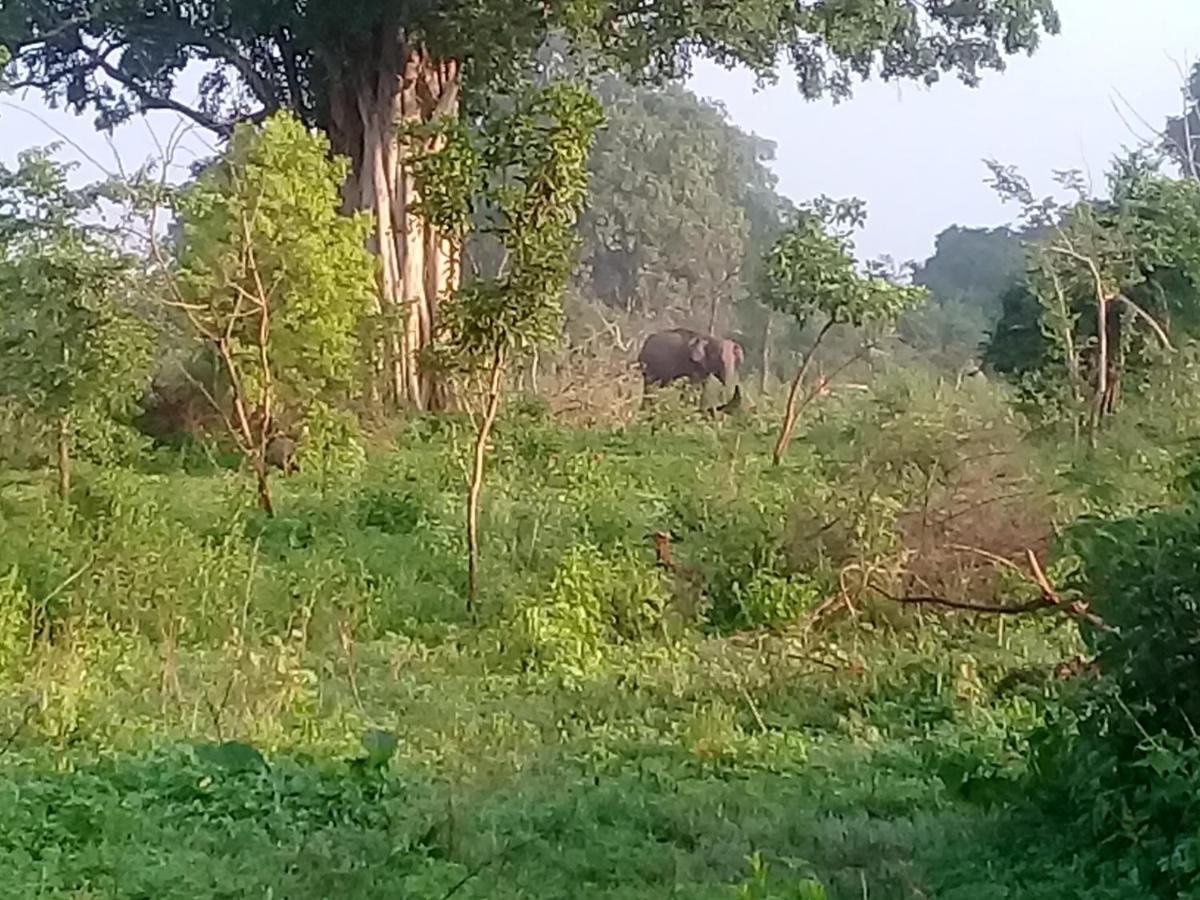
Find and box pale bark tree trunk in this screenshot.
[759,313,772,396]
[467,347,506,614]
[772,322,834,466]
[325,37,462,412]
[56,414,71,502]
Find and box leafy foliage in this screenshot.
[984,156,1200,433]
[902,225,1029,369]
[170,111,374,412]
[763,198,926,332]
[0,380,1101,898]
[3,1,1061,135]
[122,110,375,512]
[409,79,604,603]
[1062,502,1200,746]
[417,82,604,369]
[0,148,154,488]
[576,76,790,329]
[762,197,927,463]
[1007,498,1200,897]
[514,542,672,678]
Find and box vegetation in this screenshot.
[0,149,154,499]
[413,80,604,608]
[0,385,1085,898]
[760,197,926,465]
[10,4,1200,899]
[984,157,1200,440]
[126,111,375,514]
[577,76,790,332]
[902,225,1029,371]
[4,0,1060,408]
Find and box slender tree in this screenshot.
[0,148,154,499]
[413,81,603,610]
[122,112,374,514]
[985,157,1198,441]
[4,0,1060,409]
[762,197,925,465]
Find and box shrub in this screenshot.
[1020,498,1200,896]
[1061,501,1200,746]
[512,543,672,678]
[727,569,824,631]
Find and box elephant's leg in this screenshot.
[696,376,723,413]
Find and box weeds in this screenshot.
[0,371,1192,897]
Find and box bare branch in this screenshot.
[1116,293,1176,351]
[875,548,1114,632]
[85,50,236,137]
[0,101,117,180]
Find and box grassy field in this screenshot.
[0,374,1173,898]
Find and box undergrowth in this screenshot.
[0,371,1194,898]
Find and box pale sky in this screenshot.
[688,0,1200,261]
[2,0,1198,265]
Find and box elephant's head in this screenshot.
[688,334,744,386]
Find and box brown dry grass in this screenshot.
[534,348,644,427]
[895,438,1055,606]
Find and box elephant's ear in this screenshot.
[688,336,707,363]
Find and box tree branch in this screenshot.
[874,548,1114,632]
[194,33,280,113]
[1115,293,1175,351]
[85,48,236,137]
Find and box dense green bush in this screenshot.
[1013,497,1200,896]
[1062,501,1200,746]
[512,543,673,677]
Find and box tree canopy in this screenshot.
[983,156,1200,433]
[0,147,155,497]
[5,1,1061,137]
[761,196,927,464]
[900,224,1030,368]
[575,76,790,332]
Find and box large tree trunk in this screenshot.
[324,37,461,412]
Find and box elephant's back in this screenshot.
[639,327,697,355]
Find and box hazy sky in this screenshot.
[688,0,1200,261]
[2,0,1198,264]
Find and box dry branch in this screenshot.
[871,548,1113,632]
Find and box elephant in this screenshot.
[637,328,744,408]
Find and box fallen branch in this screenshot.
[870,548,1114,632]
[874,591,1046,616]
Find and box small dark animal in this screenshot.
[651,531,708,631]
[265,435,300,475]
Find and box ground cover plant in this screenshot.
[0,374,1178,899]
[7,10,1200,896]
